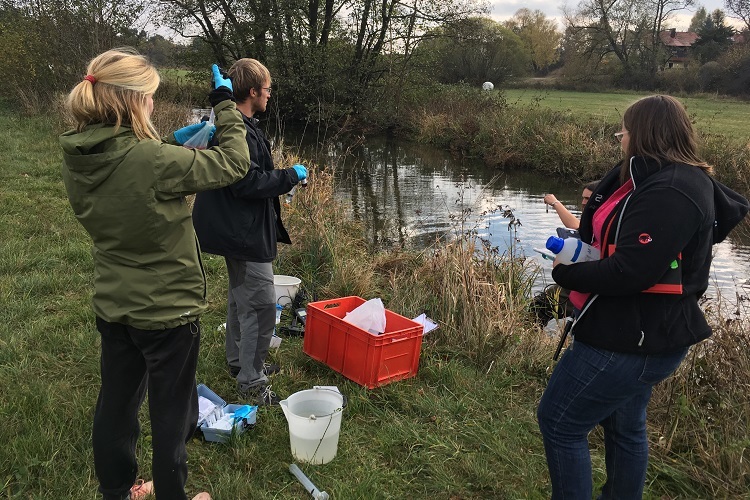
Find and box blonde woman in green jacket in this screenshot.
[60,48,249,500]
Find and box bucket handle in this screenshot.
[311,387,347,415]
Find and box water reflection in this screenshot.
[287,132,750,300]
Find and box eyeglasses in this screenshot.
[614,131,627,142]
[262,87,272,94]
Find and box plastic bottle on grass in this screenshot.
[545,236,599,264]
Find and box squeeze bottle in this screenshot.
[545,236,600,264]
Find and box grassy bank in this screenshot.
[400,86,750,197]
[1,107,749,498]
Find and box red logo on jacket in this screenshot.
[639,233,652,244]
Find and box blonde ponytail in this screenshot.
[65,48,161,141]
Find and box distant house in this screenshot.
[659,29,700,69]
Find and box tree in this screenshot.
[689,6,707,31]
[417,17,529,85]
[504,8,562,74]
[152,0,487,119]
[0,0,148,108]
[725,0,750,32]
[693,9,736,63]
[716,40,750,94]
[563,0,695,87]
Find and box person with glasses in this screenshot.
[537,95,749,498]
[193,58,307,406]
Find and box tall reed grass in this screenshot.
[648,295,750,495]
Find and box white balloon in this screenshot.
[482,81,494,91]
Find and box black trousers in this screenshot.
[93,317,200,500]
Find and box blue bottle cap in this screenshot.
[546,236,564,254]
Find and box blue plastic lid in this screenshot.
[546,236,564,254]
[232,405,253,420]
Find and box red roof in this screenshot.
[659,31,699,47]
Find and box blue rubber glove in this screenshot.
[174,121,216,145]
[292,164,307,182]
[211,64,232,91]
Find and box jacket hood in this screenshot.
[60,124,135,189]
[711,177,750,243]
[628,156,663,186]
[628,156,749,244]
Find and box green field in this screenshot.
[502,89,750,141]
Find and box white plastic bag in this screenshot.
[343,298,386,334]
[182,109,215,150]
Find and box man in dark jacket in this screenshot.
[193,59,307,405]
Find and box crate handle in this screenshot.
[389,334,409,343]
[323,302,341,310]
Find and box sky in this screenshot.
[489,0,744,31]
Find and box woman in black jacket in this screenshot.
[537,95,749,499]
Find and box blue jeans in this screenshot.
[537,341,687,499]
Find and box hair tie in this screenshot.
[83,75,97,84]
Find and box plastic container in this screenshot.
[303,296,423,388]
[274,275,301,307]
[197,384,257,443]
[182,109,215,150]
[280,387,346,464]
[546,236,600,264]
[285,186,297,204]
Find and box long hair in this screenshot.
[65,48,160,141]
[228,58,271,104]
[620,95,712,182]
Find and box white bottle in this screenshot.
[545,236,600,264]
[284,179,307,204]
[285,186,296,204]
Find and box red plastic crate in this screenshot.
[303,296,424,388]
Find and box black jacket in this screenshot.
[553,157,749,354]
[192,114,300,262]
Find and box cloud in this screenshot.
[489,0,740,31]
[488,1,566,27]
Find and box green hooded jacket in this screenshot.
[60,99,250,330]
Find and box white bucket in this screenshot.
[274,275,301,307]
[279,387,346,464]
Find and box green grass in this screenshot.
[160,68,191,80]
[502,88,750,142]
[2,106,749,499]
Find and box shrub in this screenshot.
[402,85,619,182]
[155,76,209,108]
[717,43,750,96]
[698,61,724,92]
[656,66,700,94]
